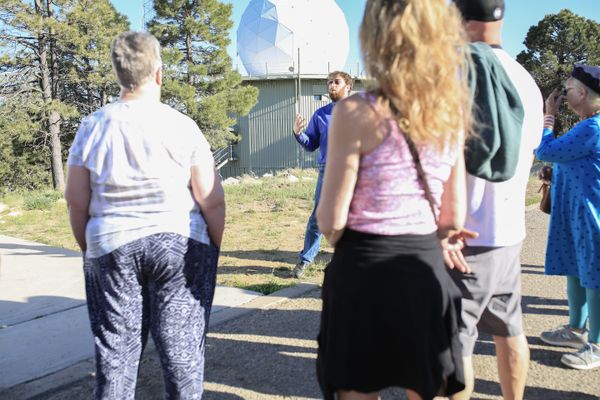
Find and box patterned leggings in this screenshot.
[84,233,219,400]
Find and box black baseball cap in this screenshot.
[454,0,505,22]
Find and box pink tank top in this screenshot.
[346,101,459,236]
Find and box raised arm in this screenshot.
[536,117,600,163]
[294,112,321,152]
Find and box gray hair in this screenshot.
[569,77,600,107]
[111,31,161,91]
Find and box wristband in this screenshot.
[543,114,555,130]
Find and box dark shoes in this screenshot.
[292,262,310,278]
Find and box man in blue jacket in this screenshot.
[292,71,352,278]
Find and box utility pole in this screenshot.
[296,47,301,168]
[142,1,154,30]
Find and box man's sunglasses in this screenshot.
[327,78,345,86]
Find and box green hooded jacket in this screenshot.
[466,42,525,182]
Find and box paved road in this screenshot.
[3,208,600,399]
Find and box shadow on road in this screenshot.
[522,295,568,317]
[475,377,599,400]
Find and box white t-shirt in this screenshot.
[465,49,544,247]
[67,99,212,258]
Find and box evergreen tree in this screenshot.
[0,0,76,190]
[60,0,129,117]
[0,93,50,192]
[148,0,258,148]
[517,9,600,132]
[0,0,128,190]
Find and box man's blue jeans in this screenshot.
[299,167,324,264]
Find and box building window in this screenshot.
[313,95,323,101]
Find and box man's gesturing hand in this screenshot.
[294,113,306,135]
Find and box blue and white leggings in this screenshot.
[83,233,219,400]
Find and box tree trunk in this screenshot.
[49,110,64,190]
[35,0,65,191]
[186,32,193,85]
[46,0,58,98]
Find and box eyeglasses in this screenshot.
[327,78,344,86]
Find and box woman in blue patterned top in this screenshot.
[536,64,600,370]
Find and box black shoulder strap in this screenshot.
[365,94,439,222]
[401,130,438,222]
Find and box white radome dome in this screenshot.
[237,0,350,76]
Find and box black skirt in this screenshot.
[317,229,465,400]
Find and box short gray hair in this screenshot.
[111,31,161,91]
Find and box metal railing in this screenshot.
[213,144,237,170]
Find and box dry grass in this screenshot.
[0,169,543,294]
[217,169,332,292]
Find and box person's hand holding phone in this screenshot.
[545,87,564,116]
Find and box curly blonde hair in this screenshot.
[360,0,472,150]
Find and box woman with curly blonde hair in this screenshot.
[315,0,473,399]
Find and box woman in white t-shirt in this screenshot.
[64,31,225,399]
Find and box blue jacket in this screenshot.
[294,102,335,166]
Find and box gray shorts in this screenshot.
[449,242,524,356]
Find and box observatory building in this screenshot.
[220,0,362,178]
[220,75,366,178]
[237,0,350,76]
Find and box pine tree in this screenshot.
[148,0,258,148]
[0,92,49,191]
[60,0,129,117]
[517,9,600,132]
[0,0,76,190]
[0,0,128,190]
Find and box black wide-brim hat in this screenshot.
[572,64,600,95]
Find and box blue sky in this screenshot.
[113,0,600,75]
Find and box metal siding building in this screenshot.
[220,75,365,177]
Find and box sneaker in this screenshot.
[292,262,310,278]
[561,343,600,370]
[540,325,588,349]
